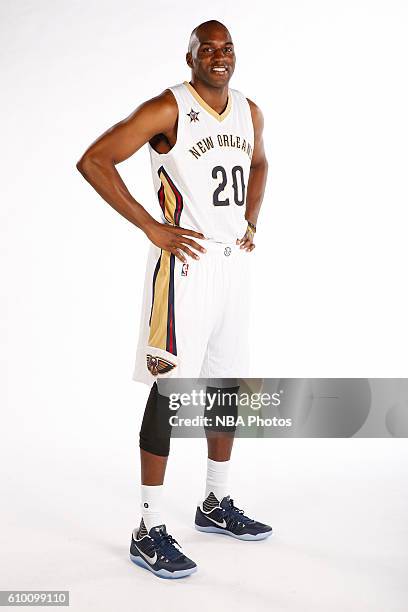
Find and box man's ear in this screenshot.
[186,52,193,68]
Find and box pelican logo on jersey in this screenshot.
[181,263,189,276]
[146,354,176,376]
[224,247,231,257]
[187,108,200,122]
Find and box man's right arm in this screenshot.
[76,91,205,262]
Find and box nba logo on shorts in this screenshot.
[181,263,189,276]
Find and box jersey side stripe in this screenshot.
[157,166,184,226]
[166,254,177,355]
[147,250,178,356]
[147,167,182,356]
[148,250,171,351]
[157,183,167,221]
[149,253,162,327]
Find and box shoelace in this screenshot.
[223,498,255,526]
[154,533,183,561]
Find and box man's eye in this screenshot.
[225,47,233,53]
[202,48,213,53]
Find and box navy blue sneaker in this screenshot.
[195,492,272,541]
[130,519,197,579]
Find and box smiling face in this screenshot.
[186,22,235,88]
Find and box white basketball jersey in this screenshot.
[148,81,254,244]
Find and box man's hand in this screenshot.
[236,223,256,252]
[145,220,207,263]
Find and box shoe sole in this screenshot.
[129,554,197,579]
[195,524,273,540]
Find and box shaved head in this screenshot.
[186,20,235,87]
[188,20,232,53]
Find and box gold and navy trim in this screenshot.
[167,254,176,355]
[183,81,232,122]
[148,250,177,355]
[149,253,162,327]
[148,166,183,356]
[157,166,184,226]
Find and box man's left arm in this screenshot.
[237,99,268,251]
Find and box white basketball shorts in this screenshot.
[132,238,252,385]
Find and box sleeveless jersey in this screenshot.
[148,81,254,244]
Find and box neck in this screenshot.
[189,77,229,114]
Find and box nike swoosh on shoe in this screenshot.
[134,543,157,565]
[202,514,227,528]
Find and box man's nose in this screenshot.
[213,47,226,59]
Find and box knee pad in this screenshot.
[204,385,239,433]
[139,382,173,457]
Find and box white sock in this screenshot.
[204,458,230,502]
[140,484,163,531]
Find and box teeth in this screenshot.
[213,67,226,72]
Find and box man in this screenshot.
[77,20,271,579]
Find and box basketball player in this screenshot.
[77,20,271,579]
